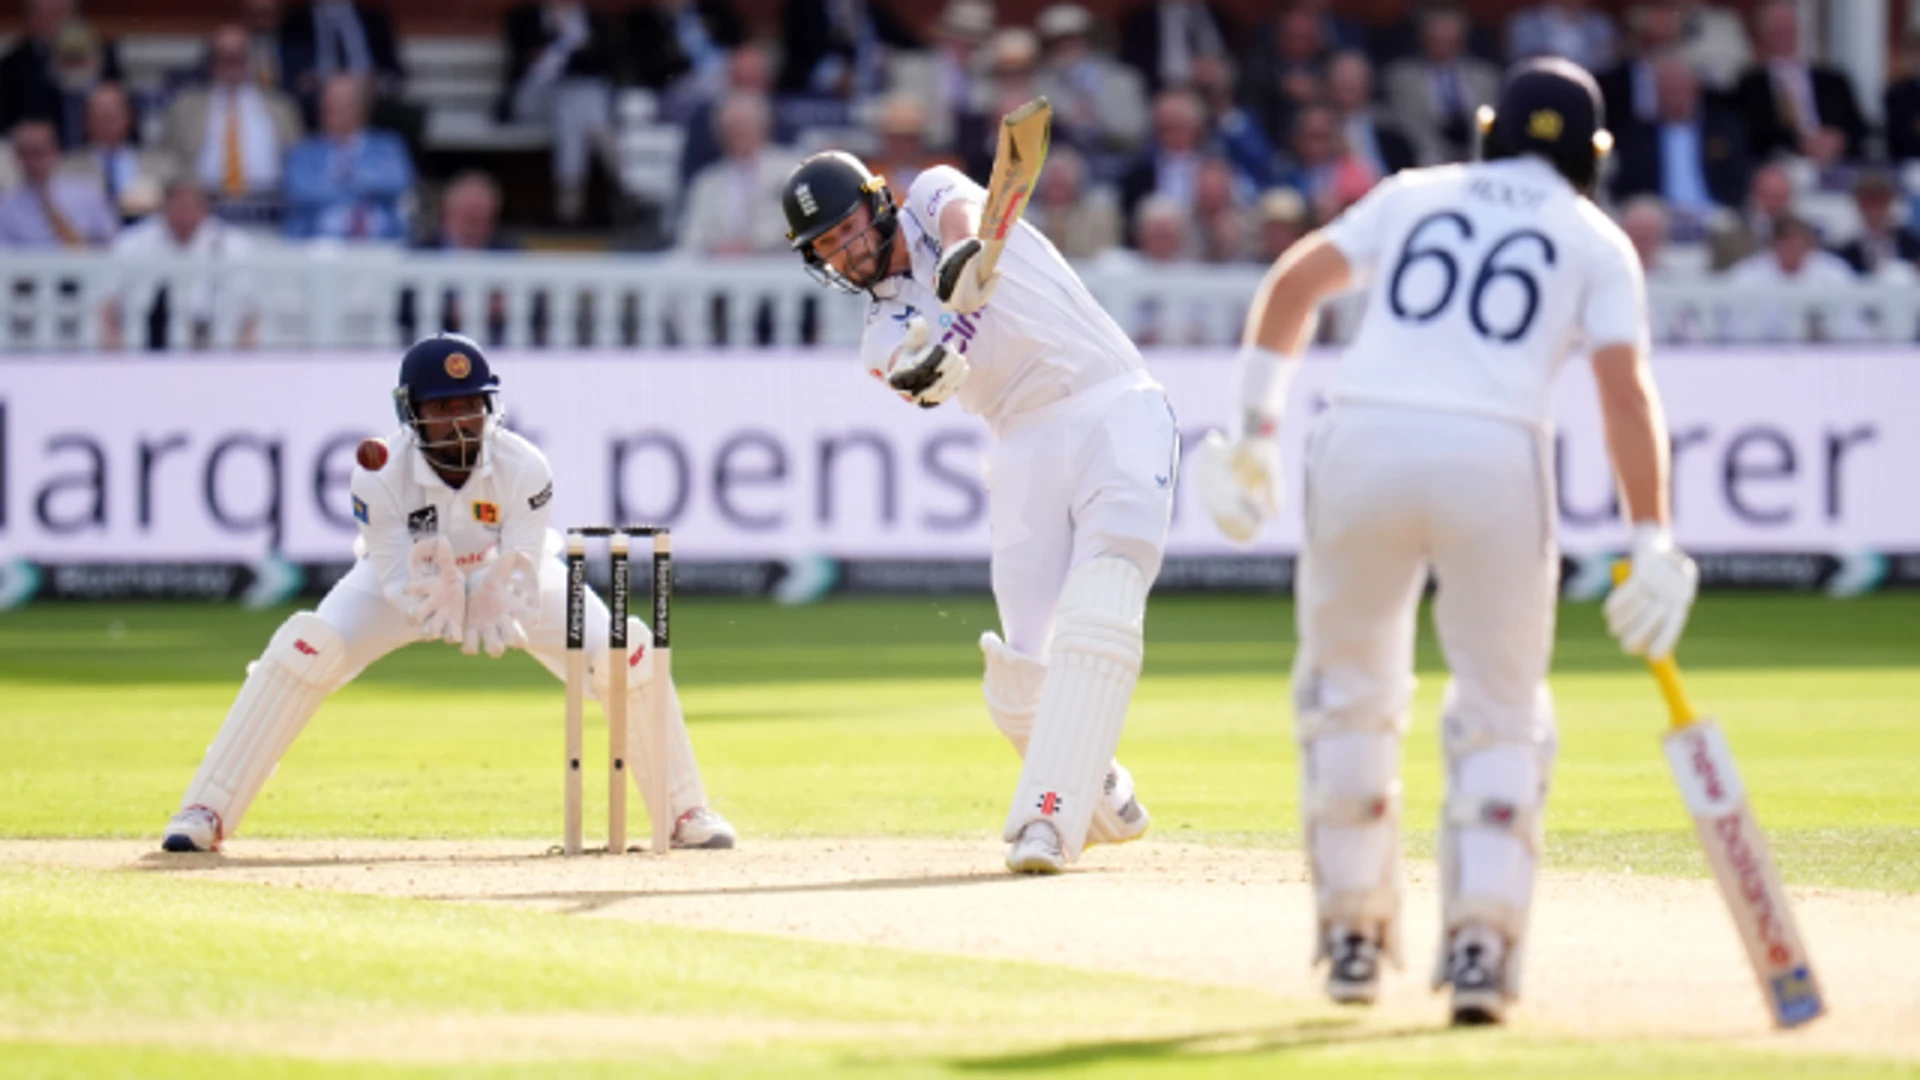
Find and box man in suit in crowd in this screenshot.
[1731,0,1864,165]
[0,118,117,247]
[776,0,918,99]
[161,24,303,204]
[1119,0,1236,96]
[500,1,616,223]
[1832,171,1920,278]
[625,0,744,91]
[1384,5,1499,164]
[60,82,177,221]
[1326,51,1415,179]
[0,0,121,147]
[282,73,413,240]
[278,1,405,127]
[1610,55,1750,228]
[1708,159,1792,270]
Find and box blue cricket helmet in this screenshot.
[393,332,500,426]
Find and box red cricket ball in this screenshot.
[356,438,389,471]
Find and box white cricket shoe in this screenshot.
[672,807,736,850]
[1324,923,1383,1005]
[160,806,222,853]
[1445,923,1509,1026]
[1100,762,1150,844]
[1005,820,1066,875]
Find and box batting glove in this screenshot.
[1605,523,1698,660]
[887,315,970,408]
[463,550,536,659]
[934,237,997,314]
[402,536,466,645]
[1193,428,1281,544]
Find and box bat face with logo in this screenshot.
[973,97,1053,289]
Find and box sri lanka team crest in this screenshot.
[472,501,500,525]
[445,352,471,378]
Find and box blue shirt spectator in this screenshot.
[283,73,412,240]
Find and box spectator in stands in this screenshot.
[61,82,176,222]
[1731,0,1864,167]
[1255,186,1309,262]
[0,118,115,247]
[926,0,994,153]
[676,42,789,187]
[625,0,745,97]
[278,1,404,129]
[282,74,413,240]
[400,172,525,346]
[1708,159,1791,270]
[1293,0,1368,55]
[101,178,258,351]
[161,24,302,205]
[1120,194,1207,345]
[1599,1,1685,134]
[678,92,795,256]
[1619,195,1709,338]
[1832,171,1920,279]
[1722,211,1863,341]
[1610,56,1750,233]
[1239,5,1329,153]
[865,93,961,198]
[500,1,614,225]
[1119,0,1236,96]
[959,29,1045,180]
[1325,51,1415,179]
[1118,88,1211,243]
[0,0,121,148]
[777,0,919,100]
[1370,1,1505,67]
[1384,5,1498,165]
[1189,54,1276,192]
[1507,0,1616,72]
[1274,104,1366,209]
[1192,155,1248,263]
[239,0,289,94]
[1027,144,1120,260]
[1036,4,1149,169]
[1883,34,1920,165]
[1674,0,1751,92]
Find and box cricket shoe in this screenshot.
[1089,762,1150,847]
[1005,820,1066,875]
[672,807,736,850]
[1324,923,1383,1005]
[1444,924,1509,1026]
[160,805,222,853]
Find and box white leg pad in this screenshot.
[1431,685,1557,999]
[1300,721,1407,968]
[590,616,709,823]
[176,612,349,840]
[983,630,1138,846]
[1004,557,1147,861]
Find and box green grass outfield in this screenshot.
[2,593,1917,1077]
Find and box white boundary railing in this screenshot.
[4,251,1918,351]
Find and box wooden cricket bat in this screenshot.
[974,97,1052,287]
[1615,566,1826,1028]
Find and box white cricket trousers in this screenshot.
[985,372,1179,654]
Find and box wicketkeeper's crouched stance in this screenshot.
[161,334,734,853]
[782,153,1175,874]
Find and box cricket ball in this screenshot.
[356,438,389,471]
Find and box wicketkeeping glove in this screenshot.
[1605,523,1698,660]
[887,315,970,408]
[933,237,997,313]
[402,536,465,644]
[1193,429,1281,543]
[463,549,537,658]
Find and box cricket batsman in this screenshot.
[1194,60,1698,1023]
[781,152,1174,874]
[160,334,735,853]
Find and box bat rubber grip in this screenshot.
[1613,560,1701,728]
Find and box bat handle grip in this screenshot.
[1612,561,1701,729]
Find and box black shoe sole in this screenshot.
[1451,1005,1502,1027]
[160,834,202,853]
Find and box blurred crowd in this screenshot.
[4,0,1920,347]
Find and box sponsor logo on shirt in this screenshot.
[528,483,552,511]
[407,506,438,538]
[472,501,500,525]
[352,495,369,524]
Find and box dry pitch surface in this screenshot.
[5,838,1913,1061]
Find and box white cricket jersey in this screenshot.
[859,165,1146,432]
[1321,157,1648,429]
[348,427,554,607]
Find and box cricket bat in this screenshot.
[1614,565,1826,1029]
[974,97,1052,288]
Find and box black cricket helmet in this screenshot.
[1476,58,1613,193]
[783,151,899,293]
[393,332,502,473]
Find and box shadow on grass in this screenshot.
[436,869,1019,916]
[940,1018,1445,1072]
